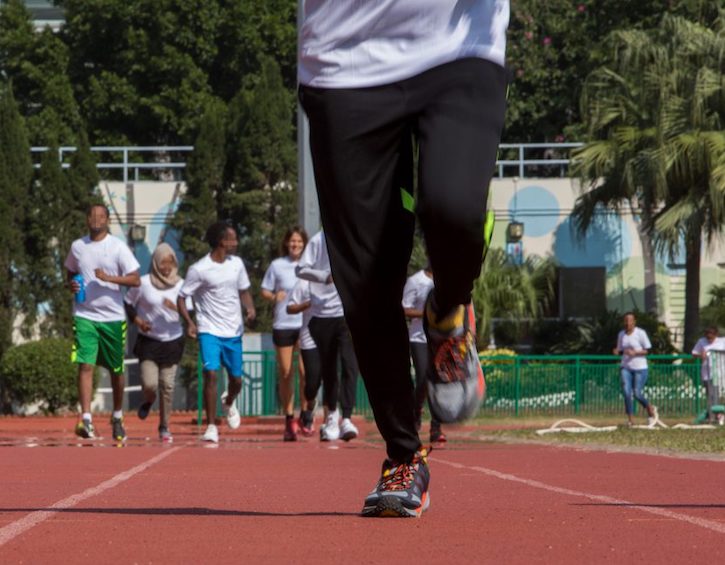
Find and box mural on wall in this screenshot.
[490,178,724,330]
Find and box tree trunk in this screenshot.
[683,230,701,352]
[637,223,658,315]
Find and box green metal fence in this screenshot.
[482,355,701,417]
[196,352,702,423]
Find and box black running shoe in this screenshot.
[430,422,447,445]
[111,416,127,442]
[298,410,314,437]
[137,402,152,420]
[362,450,430,518]
[75,418,95,439]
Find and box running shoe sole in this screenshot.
[362,492,430,518]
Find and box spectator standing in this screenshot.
[614,312,657,427]
[692,326,725,423]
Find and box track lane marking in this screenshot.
[436,457,725,535]
[0,446,181,547]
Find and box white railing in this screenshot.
[30,146,194,183]
[496,142,583,178]
[31,142,584,181]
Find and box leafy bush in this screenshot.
[0,338,89,414]
[700,284,725,331]
[531,310,676,355]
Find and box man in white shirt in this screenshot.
[299,1,508,517]
[692,326,725,423]
[64,204,141,442]
[613,312,657,427]
[177,222,256,444]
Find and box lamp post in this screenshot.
[129,223,146,245]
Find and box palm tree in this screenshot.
[648,15,725,351]
[471,248,557,348]
[571,30,667,315]
[572,13,725,350]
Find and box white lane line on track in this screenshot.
[436,458,725,535]
[0,446,181,548]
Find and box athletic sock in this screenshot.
[112,410,123,419]
[82,412,92,422]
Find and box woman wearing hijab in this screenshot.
[125,243,185,442]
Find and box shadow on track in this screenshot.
[0,507,357,517]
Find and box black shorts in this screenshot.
[273,328,300,348]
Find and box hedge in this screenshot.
[0,338,90,414]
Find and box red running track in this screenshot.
[1,415,725,564]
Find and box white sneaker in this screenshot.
[339,418,358,441]
[221,392,241,429]
[320,411,340,442]
[202,424,219,443]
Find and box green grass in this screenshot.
[475,416,725,454]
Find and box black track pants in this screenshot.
[300,58,506,461]
[307,316,358,419]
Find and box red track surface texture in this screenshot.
[2,415,725,564]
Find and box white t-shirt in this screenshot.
[402,270,434,343]
[125,275,184,342]
[693,337,725,382]
[64,234,141,322]
[261,257,303,330]
[288,279,317,351]
[296,231,344,318]
[299,0,509,88]
[617,328,652,371]
[179,254,251,338]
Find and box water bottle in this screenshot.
[73,274,86,303]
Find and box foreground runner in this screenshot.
[65,204,141,441]
[178,222,256,444]
[299,1,508,517]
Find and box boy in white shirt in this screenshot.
[177,222,256,444]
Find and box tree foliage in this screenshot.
[0,81,31,357]
[505,0,720,141]
[0,0,80,145]
[571,12,725,350]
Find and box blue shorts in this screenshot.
[198,333,243,378]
